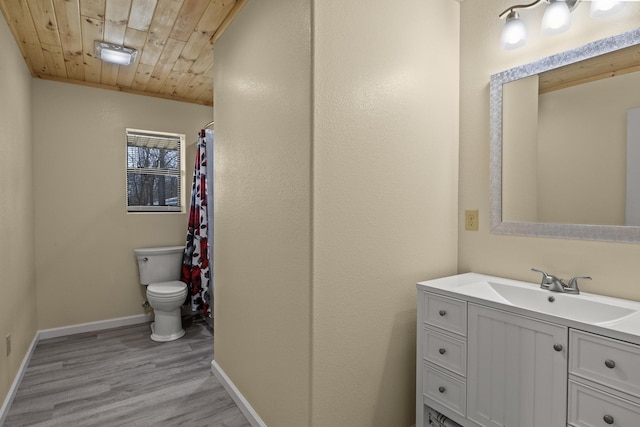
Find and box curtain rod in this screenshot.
[198,121,214,139]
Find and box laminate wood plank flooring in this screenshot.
[4,318,251,427]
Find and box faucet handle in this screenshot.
[567,276,591,294]
[531,268,553,289]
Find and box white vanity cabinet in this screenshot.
[418,292,468,426]
[417,273,640,427]
[466,304,567,427]
[417,290,567,427]
[568,330,640,426]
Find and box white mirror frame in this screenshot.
[490,27,640,243]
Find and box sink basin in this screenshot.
[456,280,636,325]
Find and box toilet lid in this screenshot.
[147,281,187,295]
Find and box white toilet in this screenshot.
[134,246,188,342]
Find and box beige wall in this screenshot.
[0,11,36,411]
[312,0,459,426]
[502,75,539,222]
[214,0,459,426]
[459,1,640,301]
[212,0,313,426]
[537,71,640,225]
[32,79,212,330]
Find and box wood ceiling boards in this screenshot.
[0,0,248,106]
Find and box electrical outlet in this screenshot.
[6,334,11,357]
[465,209,479,231]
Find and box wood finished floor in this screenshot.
[4,318,250,427]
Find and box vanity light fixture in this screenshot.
[94,41,138,65]
[541,0,572,35]
[499,0,625,50]
[501,10,528,50]
[590,0,624,17]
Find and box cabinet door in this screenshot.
[467,304,568,427]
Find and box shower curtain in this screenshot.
[181,129,212,317]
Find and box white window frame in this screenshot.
[126,128,186,213]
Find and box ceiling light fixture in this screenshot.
[499,0,625,50]
[94,41,138,65]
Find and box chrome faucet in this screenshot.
[531,268,591,295]
[565,276,592,295]
[531,268,565,292]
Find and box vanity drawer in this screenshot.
[423,363,466,417]
[570,330,640,396]
[423,292,467,337]
[569,380,640,427]
[423,327,467,377]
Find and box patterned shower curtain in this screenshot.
[181,129,212,317]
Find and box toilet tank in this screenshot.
[134,246,185,285]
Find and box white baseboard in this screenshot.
[0,334,38,427]
[38,313,152,340]
[0,313,152,425]
[211,360,266,427]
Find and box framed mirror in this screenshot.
[490,27,640,242]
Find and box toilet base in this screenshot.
[151,309,184,342]
[149,318,185,342]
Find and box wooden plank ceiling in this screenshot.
[0,0,247,106]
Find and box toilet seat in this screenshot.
[147,281,187,296]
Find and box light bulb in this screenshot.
[541,1,571,35]
[501,11,527,50]
[100,49,134,65]
[94,41,138,66]
[590,0,624,18]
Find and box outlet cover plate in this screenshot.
[465,209,479,231]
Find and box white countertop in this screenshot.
[418,272,640,346]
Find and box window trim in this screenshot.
[125,128,186,214]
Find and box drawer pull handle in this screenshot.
[438,310,446,316]
[553,343,563,352]
[439,348,446,355]
[438,386,446,393]
[605,359,616,369]
[603,414,614,424]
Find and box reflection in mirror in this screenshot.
[504,70,640,226]
[490,28,640,242]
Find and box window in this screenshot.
[126,129,185,212]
